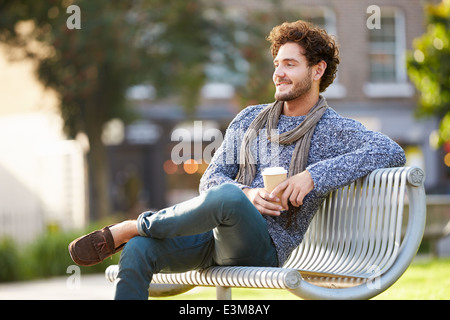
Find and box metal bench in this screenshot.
[105,166,426,300]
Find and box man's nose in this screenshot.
[273,66,285,79]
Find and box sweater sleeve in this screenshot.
[199,105,263,194]
[306,118,406,197]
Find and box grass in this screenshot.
[373,257,450,300]
[149,257,450,300]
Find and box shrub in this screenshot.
[0,222,121,282]
[0,238,22,282]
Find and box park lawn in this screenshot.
[373,257,450,300]
[150,258,450,300]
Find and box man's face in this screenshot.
[273,42,313,101]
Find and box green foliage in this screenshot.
[0,0,239,132]
[24,230,77,279]
[0,238,22,282]
[407,0,450,145]
[131,0,238,114]
[0,223,121,282]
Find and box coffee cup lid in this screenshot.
[262,167,287,175]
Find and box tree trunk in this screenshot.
[85,106,111,221]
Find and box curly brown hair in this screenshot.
[267,20,340,93]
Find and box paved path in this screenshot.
[0,274,115,300]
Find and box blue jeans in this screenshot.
[114,183,278,300]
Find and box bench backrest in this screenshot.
[283,167,409,279]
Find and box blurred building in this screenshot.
[0,45,87,244]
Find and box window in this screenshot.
[365,8,414,97]
[369,14,397,83]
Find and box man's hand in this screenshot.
[242,188,284,216]
[243,170,314,216]
[271,170,315,210]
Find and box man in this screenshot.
[69,20,406,299]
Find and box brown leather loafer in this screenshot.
[68,225,124,266]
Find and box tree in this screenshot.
[407,0,450,146]
[0,0,237,219]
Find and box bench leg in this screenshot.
[216,286,232,300]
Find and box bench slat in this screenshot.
[106,265,302,289]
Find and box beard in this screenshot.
[274,68,313,101]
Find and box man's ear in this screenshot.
[313,60,327,81]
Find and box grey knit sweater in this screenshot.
[199,102,406,266]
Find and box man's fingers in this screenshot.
[255,202,282,216]
[279,184,292,210]
[256,191,283,215]
[290,192,304,207]
[270,180,288,198]
[258,190,277,201]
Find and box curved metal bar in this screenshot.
[288,167,426,299]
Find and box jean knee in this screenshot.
[119,236,163,276]
[208,183,248,207]
[121,236,150,262]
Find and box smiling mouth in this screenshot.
[276,79,292,86]
[276,82,292,87]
